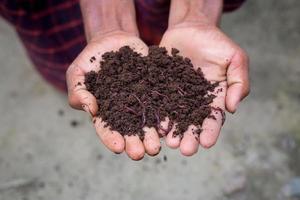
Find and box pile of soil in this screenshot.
[85,46,218,139]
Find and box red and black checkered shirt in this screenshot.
[0,0,246,91]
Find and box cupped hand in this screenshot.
[66,31,161,160]
[160,22,250,156]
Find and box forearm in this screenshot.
[168,0,223,27]
[80,0,139,41]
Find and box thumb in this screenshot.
[226,50,250,113]
[66,63,98,115]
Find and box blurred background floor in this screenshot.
[0,1,300,200]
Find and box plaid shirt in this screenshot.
[0,0,246,91]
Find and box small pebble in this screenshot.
[70,120,79,127]
[163,155,167,161]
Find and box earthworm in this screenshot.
[141,108,146,128]
[154,112,160,125]
[177,86,186,96]
[124,106,138,115]
[129,94,147,127]
[151,90,170,101]
[131,93,144,107]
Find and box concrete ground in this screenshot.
[0,1,300,200]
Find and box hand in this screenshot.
[159,21,250,156]
[66,31,161,160]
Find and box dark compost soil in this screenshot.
[85,46,218,139]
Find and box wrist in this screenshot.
[168,0,223,28]
[80,0,139,42]
[89,30,138,44]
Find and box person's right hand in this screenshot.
[66,31,161,160]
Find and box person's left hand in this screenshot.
[159,21,250,156]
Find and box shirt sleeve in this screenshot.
[223,0,247,12]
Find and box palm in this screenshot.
[161,26,238,82]
[160,25,244,155]
[71,32,148,76]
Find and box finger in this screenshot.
[179,125,200,156]
[165,123,181,149]
[226,50,250,113]
[124,135,145,161]
[143,127,161,156]
[157,117,173,137]
[66,64,98,115]
[200,82,226,148]
[93,117,125,153]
